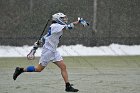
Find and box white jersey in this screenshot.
[43,23,66,52]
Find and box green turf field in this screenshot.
[0,56,140,93]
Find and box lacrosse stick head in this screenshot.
[27,49,36,60]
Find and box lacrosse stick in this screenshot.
[27,19,50,60]
[27,48,36,60]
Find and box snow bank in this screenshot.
[0,44,140,57]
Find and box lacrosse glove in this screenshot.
[78,17,89,27]
[33,40,42,49]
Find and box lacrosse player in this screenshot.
[13,12,89,92]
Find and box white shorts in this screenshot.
[39,47,63,66]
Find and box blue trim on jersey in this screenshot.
[47,27,51,37]
[65,23,74,30]
[26,66,35,72]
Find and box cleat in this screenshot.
[65,84,79,92]
[13,67,24,80]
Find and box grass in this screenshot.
[0,56,140,93]
[0,56,140,68]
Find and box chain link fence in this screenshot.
[0,0,139,46]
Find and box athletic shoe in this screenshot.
[65,84,79,92]
[13,67,24,80]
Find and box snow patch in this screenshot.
[0,44,140,57]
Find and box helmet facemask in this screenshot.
[60,16,68,24]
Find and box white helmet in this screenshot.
[52,13,68,25]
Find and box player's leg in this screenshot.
[24,64,45,72]
[13,64,45,80]
[13,47,51,80]
[54,60,79,92]
[54,60,68,83]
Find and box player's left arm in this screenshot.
[64,17,89,30]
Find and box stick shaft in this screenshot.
[38,19,50,40]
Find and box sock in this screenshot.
[26,66,35,72]
[20,68,24,72]
[66,82,71,87]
